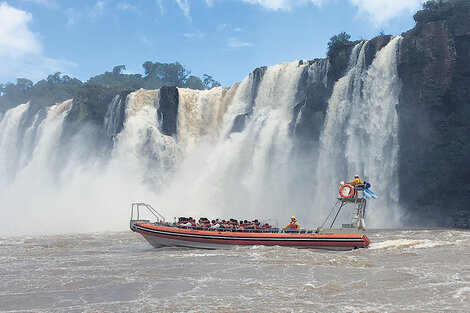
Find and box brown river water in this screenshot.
[1,229,469,313]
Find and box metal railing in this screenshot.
[130,203,165,223]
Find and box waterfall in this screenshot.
[155,61,311,220]
[109,89,179,187]
[314,36,403,227]
[0,102,30,181]
[103,95,123,139]
[0,42,404,236]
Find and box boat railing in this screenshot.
[130,203,165,224]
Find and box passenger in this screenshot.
[283,216,300,231]
[197,218,209,228]
[348,174,363,186]
[253,219,260,230]
[237,220,245,230]
[224,220,233,229]
[188,217,196,227]
[261,223,271,230]
[179,218,192,228]
[210,220,220,230]
[229,219,238,228]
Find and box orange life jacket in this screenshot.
[289,221,299,230]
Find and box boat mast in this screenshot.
[329,184,367,230]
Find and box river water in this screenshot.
[1,229,469,313]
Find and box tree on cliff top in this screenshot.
[0,72,82,111]
[142,61,221,90]
[326,31,354,81]
[327,31,351,52]
[414,0,470,29]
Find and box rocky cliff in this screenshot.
[398,7,470,227]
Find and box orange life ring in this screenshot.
[339,184,354,198]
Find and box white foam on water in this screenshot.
[453,286,470,301]
[369,238,446,250]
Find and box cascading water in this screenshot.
[314,36,403,228]
[0,40,403,236]
[103,95,123,139]
[157,62,312,221]
[0,102,30,181]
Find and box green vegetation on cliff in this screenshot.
[326,31,358,82]
[0,73,83,111]
[0,61,221,112]
[414,0,470,31]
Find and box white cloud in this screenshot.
[0,2,41,58]
[228,37,253,49]
[116,2,142,15]
[239,0,323,11]
[95,1,105,10]
[0,3,74,82]
[156,0,165,15]
[184,32,206,39]
[64,1,108,26]
[174,0,191,20]
[140,35,153,46]
[21,0,59,9]
[349,0,422,26]
[89,1,106,19]
[217,23,229,31]
[65,7,78,26]
[2,56,76,82]
[222,0,418,25]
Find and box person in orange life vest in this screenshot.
[348,174,364,198]
[348,174,363,186]
[283,216,300,230]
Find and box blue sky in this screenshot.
[0,0,423,86]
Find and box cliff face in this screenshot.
[398,19,470,227]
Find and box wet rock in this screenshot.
[158,86,179,136]
[230,114,247,133]
[364,35,392,67]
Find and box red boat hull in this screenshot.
[131,222,370,250]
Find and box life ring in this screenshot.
[339,184,354,198]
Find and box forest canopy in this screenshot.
[0,61,221,111]
[413,0,470,28]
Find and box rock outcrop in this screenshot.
[398,14,470,226]
[158,86,179,136]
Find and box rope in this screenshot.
[321,200,340,228]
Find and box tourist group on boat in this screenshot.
[176,217,274,231]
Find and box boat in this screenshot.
[130,184,371,250]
